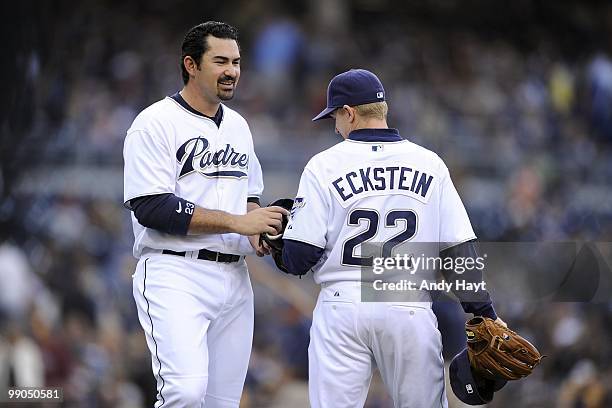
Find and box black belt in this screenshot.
[162,249,242,263]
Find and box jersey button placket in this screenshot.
[215,127,229,250]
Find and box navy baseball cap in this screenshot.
[312,69,386,121]
[449,348,507,405]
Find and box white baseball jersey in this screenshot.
[123,96,263,258]
[283,133,475,284]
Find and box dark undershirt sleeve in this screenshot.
[282,239,325,276]
[130,193,195,235]
[439,240,497,319]
[247,197,261,206]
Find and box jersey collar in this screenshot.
[348,128,402,142]
[170,92,224,128]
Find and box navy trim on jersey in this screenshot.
[143,258,166,407]
[282,239,325,276]
[348,128,402,142]
[170,92,224,128]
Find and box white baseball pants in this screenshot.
[132,254,254,408]
[309,281,447,408]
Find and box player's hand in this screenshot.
[261,238,273,252]
[248,234,270,257]
[233,206,289,236]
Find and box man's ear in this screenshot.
[183,56,200,77]
[343,105,355,122]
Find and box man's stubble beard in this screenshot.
[218,90,234,101]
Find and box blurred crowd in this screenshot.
[2,0,612,406]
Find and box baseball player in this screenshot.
[279,69,504,407]
[123,22,287,407]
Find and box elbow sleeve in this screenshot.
[440,240,497,318]
[282,239,325,276]
[130,193,195,235]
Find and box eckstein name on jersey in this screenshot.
[331,166,434,203]
[177,136,249,179]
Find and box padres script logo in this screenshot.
[176,136,248,179]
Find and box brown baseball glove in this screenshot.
[466,317,543,381]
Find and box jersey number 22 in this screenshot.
[341,209,417,267]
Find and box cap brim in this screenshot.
[449,348,508,405]
[312,106,336,121]
[449,349,491,405]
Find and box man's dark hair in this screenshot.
[181,21,239,85]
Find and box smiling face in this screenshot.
[185,35,241,104]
